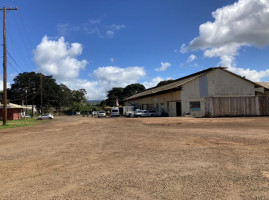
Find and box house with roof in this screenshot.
[0,103,27,120]
[124,67,269,117]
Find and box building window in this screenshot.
[190,101,201,111]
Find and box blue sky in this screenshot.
[1,0,269,100]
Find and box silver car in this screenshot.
[134,109,144,117]
[37,113,54,120]
[98,111,106,118]
[141,110,156,117]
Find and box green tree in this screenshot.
[106,87,124,106]
[7,72,62,110]
[58,84,73,107]
[123,83,145,98]
[156,80,174,87]
[104,83,146,107]
[7,72,88,113]
[72,89,87,103]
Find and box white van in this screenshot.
[111,107,120,117]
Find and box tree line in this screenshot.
[5,72,174,112]
[6,72,88,113]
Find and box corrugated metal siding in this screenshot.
[205,96,269,117]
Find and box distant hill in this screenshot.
[87,100,103,104]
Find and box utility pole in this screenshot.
[0,7,17,125]
[31,88,35,118]
[25,88,28,116]
[40,74,43,115]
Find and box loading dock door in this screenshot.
[176,102,182,116]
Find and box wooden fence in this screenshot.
[205,96,269,117]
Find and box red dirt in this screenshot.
[0,116,269,199]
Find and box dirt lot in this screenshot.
[0,116,269,200]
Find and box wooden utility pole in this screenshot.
[25,88,28,115]
[31,88,35,118]
[0,7,17,125]
[40,74,43,115]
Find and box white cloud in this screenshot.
[53,66,146,100]
[78,66,145,100]
[155,62,171,72]
[183,0,269,80]
[106,30,114,38]
[143,76,164,89]
[174,44,188,54]
[110,58,115,63]
[180,44,188,53]
[0,80,11,91]
[57,19,125,38]
[187,54,197,63]
[33,36,147,100]
[228,66,269,82]
[89,18,101,25]
[203,43,242,67]
[94,66,146,90]
[109,24,125,30]
[33,36,87,81]
[57,23,70,36]
[62,79,106,100]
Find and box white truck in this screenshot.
[123,106,135,117]
[111,107,120,117]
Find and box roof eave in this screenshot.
[125,86,182,101]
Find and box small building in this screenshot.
[256,82,269,95]
[124,67,269,117]
[0,103,27,120]
[24,105,37,114]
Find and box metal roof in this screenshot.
[125,67,224,101]
[0,103,27,109]
[256,82,269,89]
[125,67,266,101]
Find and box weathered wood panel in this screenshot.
[205,96,269,117]
[258,96,269,115]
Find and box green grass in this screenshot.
[0,117,48,129]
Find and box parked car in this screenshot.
[134,109,144,117]
[92,111,98,116]
[37,113,54,120]
[126,111,135,118]
[98,111,106,118]
[141,110,156,117]
[22,114,31,118]
[82,112,89,117]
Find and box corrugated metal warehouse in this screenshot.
[124,67,269,117]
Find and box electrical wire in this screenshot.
[7,49,24,73]
[9,88,40,102]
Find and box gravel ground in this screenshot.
[0,116,269,200]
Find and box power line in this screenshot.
[3,10,32,73]
[7,49,24,73]
[7,60,20,74]
[8,87,41,102]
